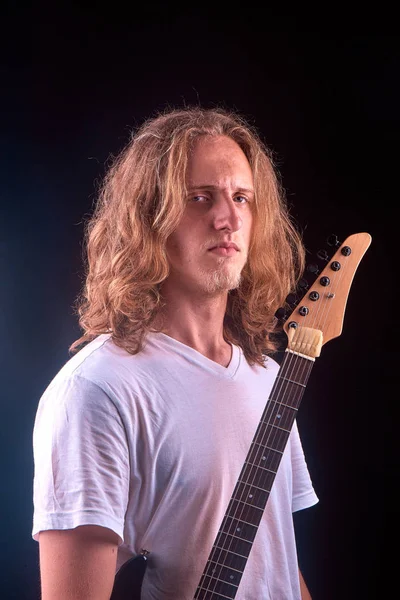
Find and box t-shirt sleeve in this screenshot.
[32,373,130,543]
[290,420,319,512]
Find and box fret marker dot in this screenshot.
[277,414,281,418]
[230,575,235,580]
[236,527,241,532]
[262,456,266,460]
[249,494,253,498]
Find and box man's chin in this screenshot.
[202,268,242,294]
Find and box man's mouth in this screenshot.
[208,242,239,257]
[208,242,239,251]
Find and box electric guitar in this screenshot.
[110,231,372,600]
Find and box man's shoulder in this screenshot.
[42,333,162,399]
[51,334,118,384]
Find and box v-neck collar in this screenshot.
[149,332,241,379]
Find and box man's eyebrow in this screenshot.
[187,184,255,194]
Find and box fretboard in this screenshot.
[194,352,314,600]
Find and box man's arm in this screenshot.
[39,525,119,600]
[299,568,312,600]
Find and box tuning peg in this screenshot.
[275,307,286,320]
[306,263,320,275]
[317,249,329,262]
[286,292,297,305]
[298,278,309,291]
[327,234,341,247]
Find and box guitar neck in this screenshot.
[110,232,371,600]
[194,351,314,600]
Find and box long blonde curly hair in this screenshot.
[69,106,305,366]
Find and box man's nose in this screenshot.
[211,197,242,232]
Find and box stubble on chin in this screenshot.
[200,257,245,294]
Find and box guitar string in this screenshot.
[195,355,295,599]
[198,252,343,599]
[196,249,339,599]
[253,238,352,540]
[199,347,312,597]
[240,235,357,503]
[196,343,309,597]
[197,299,319,597]
[195,241,353,599]
[224,234,363,598]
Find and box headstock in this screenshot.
[282,232,372,357]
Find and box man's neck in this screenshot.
[156,290,232,367]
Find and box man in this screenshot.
[32,106,318,599]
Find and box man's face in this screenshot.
[165,135,254,296]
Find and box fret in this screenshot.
[260,413,293,431]
[251,444,283,454]
[264,399,298,411]
[221,516,258,542]
[265,422,291,433]
[200,561,244,589]
[203,547,247,572]
[201,572,239,589]
[225,498,265,528]
[196,575,237,599]
[278,355,313,386]
[257,420,293,438]
[241,463,275,493]
[213,532,252,557]
[196,592,233,600]
[233,480,269,510]
[266,399,297,414]
[256,428,290,451]
[265,391,302,413]
[247,445,281,471]
[196,591,233,600]
[262,400,297,424]
[277,376,307,387]
[237,479,272,494]
[217,529,255,545]
[214,544,248,559]
[227,498,264,512]
[269,385,304,409]
[208,559,242,575]
[244,458,277,472]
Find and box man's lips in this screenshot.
[208,242,239,257]
[207,242,239,251]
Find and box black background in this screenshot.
[1,5,397,599]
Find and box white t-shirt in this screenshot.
[32,332,318,599]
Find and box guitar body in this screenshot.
[110,554,147,600]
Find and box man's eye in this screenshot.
[191,195,208,202]
[235,196,248,204]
